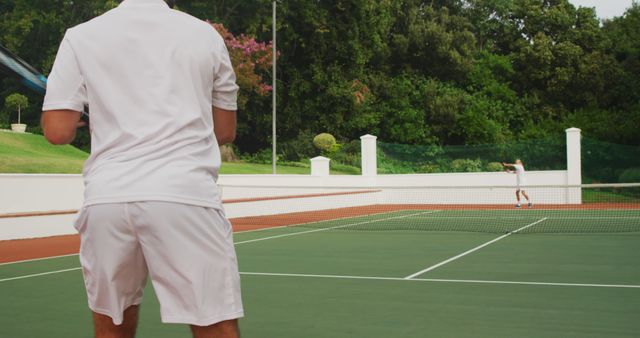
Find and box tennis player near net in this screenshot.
[503,159,533,208]
[40,0,243,337]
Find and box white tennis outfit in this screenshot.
[43,0,243,325]
[513,164,527,189]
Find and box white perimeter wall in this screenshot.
[0,170,569,214]
[0,128,582,240]
[0,171,570,240]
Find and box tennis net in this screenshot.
[221,183,640,234]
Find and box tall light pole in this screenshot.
[272,1,277,174]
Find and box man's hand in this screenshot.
[41,109,83,145]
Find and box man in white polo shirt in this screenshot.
[503,159,533,208]
[41,0,243,337]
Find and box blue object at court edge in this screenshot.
[0,43,90,119]
[0,43,47,95]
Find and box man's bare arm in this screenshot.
[502,162,516,173]
[213,106,236,145]
[41,110,85,145]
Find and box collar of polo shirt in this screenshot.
[119,0,169,8]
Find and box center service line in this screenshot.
[404,217,548,279]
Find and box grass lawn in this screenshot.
[0,130,354,175]
[221,162,314,174]
[0,130,87,173]
[583,188,640,203]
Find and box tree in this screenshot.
[210,23,275,109]
[1,0,639,151]
[4,93,28,124]
[209,23,275,152]
[603,2,640,110]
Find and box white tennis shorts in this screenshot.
[73,202,244,326]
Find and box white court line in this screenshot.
[404,218,548,279]
[233,210,411,235]
[0,210,418,266]
[0,253,80,266]
[0,210,440,274]
[2,210,636,266]
[3,267,638,289]
[0,267,82,282]
[1,211,435,282]
[234,210,442,245]
[410,216,640,220]
[240,271,640,289]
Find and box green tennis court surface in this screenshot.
[1,209,639,337]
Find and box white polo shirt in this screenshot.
[513,164,526,186]
[43,0,238,208]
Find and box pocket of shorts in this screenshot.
[73,207,89,232]
[206,207,233,237]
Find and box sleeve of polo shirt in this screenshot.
[212,40,239,111]
[43,32,87,112]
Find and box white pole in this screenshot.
[565,127,582,204]
[272,1,277,174]
[360,134,378,177]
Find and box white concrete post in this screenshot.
[310,156,330,176]
[566,127,582,204]
[360,134,377,176]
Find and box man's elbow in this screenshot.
[218,130,236,145]
[43,129,74,145]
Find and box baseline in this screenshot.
[0,210,440,276]
[0,210,415,266]
[0,253,79,266]
[0,267,81,282]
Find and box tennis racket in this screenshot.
[0,43,90,125]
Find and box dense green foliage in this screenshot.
[1,0,639,159]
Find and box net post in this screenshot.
[566,127,582,204]
[360,134,377,177]
[310,156,330,176]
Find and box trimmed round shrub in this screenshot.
[313,133,337,152]
[619,168,640,183]
[486,162,504,172]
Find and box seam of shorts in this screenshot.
[88,298,144,325]
[123,203,134,231]
[123,203,142,244]
[88,306,123,325]
[161,310,245,326]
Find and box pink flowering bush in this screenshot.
[210,23,277,109]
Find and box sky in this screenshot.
[568,0,634,19]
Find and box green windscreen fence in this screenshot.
[376,139,566,174]
[582,137,640,183]
[375,137,640,183]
